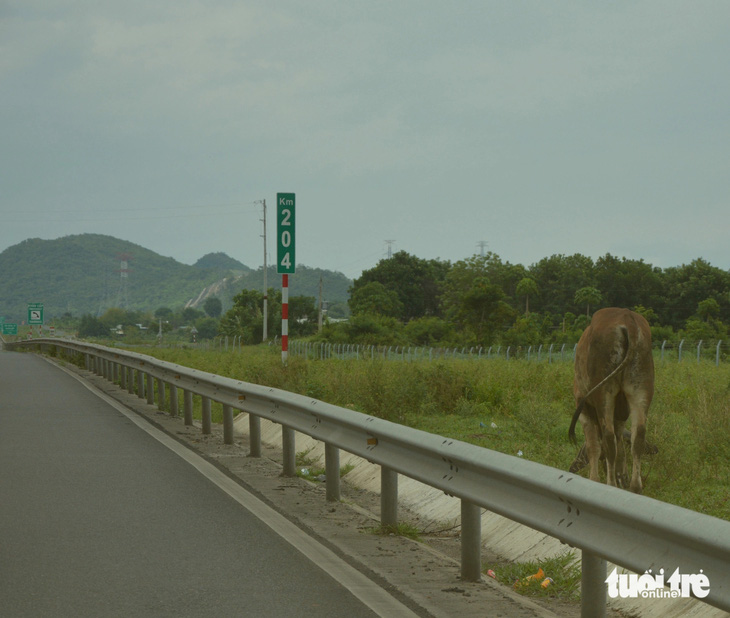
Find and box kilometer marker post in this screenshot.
[276,193,295,364]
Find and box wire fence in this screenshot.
[286,339,730,365]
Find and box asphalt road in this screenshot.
[0,349,415,617]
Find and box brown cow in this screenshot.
[569,308,654,493]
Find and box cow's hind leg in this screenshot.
[599,393,619,487]
[579,405,602,483]
[627,392,650,494]
[614,421,628,488]
[614,394,630,489]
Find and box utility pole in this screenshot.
[258,199,268,341]
[318,275,323,332]
[477,241,488,257]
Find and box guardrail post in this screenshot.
[184,390,193,426]
[381,467,398,528]
[136,369,145,399]
[282,427,296,476]
[127,367,135,395]
[169,384,178,416]
[249,414,261,457]
[156,378,165,411]
[581,550,606,618]
[222,404,233,444]
[120,365,127,389]
[460,500,482,582]
[146,374,155,405]
[325,443,340,502]
[201,397,212,434]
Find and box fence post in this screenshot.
[325,443,340,502]
[381,466,398,528]
[678,339,685,363]
[661,340,666,362]
[697,340,703,364]
[461,500,482,582]
[581,550,607,618]
[717,341,722,366]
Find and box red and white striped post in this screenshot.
[282,274,289,363]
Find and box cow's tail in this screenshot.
[569,325,631,445]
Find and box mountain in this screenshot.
[194,252,250,273]
[0,235,234,321]
[0,234,352,322]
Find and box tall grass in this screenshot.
[133,345,729,520]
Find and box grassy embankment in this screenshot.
[131,344,729,522]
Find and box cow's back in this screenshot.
[574,308,653,403]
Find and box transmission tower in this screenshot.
[116,253,133,308]
[384,240,396,259]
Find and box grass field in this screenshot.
[131,344,730,521]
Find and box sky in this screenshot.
[2,1,729,281]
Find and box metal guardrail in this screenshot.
[8,338,730,616]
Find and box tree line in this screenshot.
[70,250,730,349]
[318,251,730,348]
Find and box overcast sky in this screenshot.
[2,1,729,280]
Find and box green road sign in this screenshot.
[2,323,18,335]
[28,303,44,325]
[276,193,296,274]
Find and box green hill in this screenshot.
[0,235,233,321]
[0,234,353,322]
[194,252,250,273]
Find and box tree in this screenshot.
[203,296,223,318]
[574,287,602,317]
[528,254,595,316]
[445,276,514,344]
[351,251,449,321]
[194,317,219,340]
[289,295,318,336]
[78,314,108,338]
[219,288,281,343]
[181,307,204,324]
[697,298,720,322]
[349,281,403,317]
[515,278,538,315]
